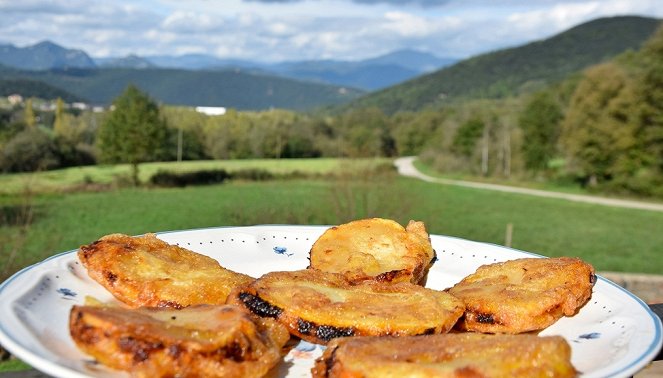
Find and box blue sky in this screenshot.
[0,0,661,62]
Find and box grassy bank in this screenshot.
[0,158,390,195]
[2,173,662,279]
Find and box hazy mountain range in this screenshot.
[0,42,456,91]
[0,41,95,71]
[0,15,660,112]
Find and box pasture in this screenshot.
[1,158,662,281]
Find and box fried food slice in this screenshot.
[70,304,290,378]
[227,269,465,344]
[447,257,596,334]
[308,218,436,284]
[312,333,577,378]
[78,233,253,308]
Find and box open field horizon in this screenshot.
[2,158,662,281]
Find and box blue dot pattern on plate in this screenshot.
[273,246,293,256]
[578,332,601,340]
[295,341,318,352]
[57,288,77,298]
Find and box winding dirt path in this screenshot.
[394,156,663,212]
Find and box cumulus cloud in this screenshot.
[244,0,452,6]
[162,11,224,33]
[1,0,662,62]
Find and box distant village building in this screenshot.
[195,106,226,116]
[39,102,56,111]
[7,94,23,105]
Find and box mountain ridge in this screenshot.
[347,15,662,113]
[0,41,454,91]
[0,40,96,70]
[0,66,365,111]
[2,15,659,112]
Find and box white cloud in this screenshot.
[162,11,224,33]
[508,2,602,33]
[382,11,437,37]
[0,0,662,61]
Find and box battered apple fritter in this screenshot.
[69,304,290,378]
[227,269,465,344]
[447,257,596,334]
[308,218,436,284]
[78,233,254,308]
[312,333,577,378]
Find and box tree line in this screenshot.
[1,25,662,197]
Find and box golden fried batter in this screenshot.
[447,257,596,334]
[70,304,290,378]
[78,233,253,308]
[312,333,577,378]
[308,218,436,284]
[227,269,465,344]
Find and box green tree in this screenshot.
[560,63,639,187]
[202,109,253,159]
[392,110,444,156]
[636,24,663,177]
[160,106,208,161]
[53,97,66,136]
[451,118,485,157]
[518,90,563,173]
[24,98,36,129]
[97,85,171,185]
[0,128,59,172]
[336,107,392,157]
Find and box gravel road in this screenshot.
[394,156,663,212]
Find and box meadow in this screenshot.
[2,158,663,282]
[0,158,386,195]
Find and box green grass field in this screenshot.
[2,165,662,278]
[1,159,663,373]
[0,158,389,195]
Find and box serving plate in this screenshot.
[0,225,660,377]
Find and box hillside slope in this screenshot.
[0,78,83,102]
[0,67,364,111]
[349,16,661,113]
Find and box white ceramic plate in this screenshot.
[0,225,661,378]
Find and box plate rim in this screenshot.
[0,224,661,378]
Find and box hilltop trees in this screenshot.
[634,24,663,195]
[53,97,66,136]
[518,90,562,174]
[0,128,59,172]
[23,98,36,129]
[560,63,639,187]
[558,24,663,195]
[1,97,59,172]
[97,85,171,185]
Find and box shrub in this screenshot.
[54,138,97,168]
[0,129,59,172]
[150,169,231,187]
[230,168,274,181]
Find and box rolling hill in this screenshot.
[347,16,662,114]
[0,40,449,100]
[144,49,455,90]
[0,77,83,103]
[263,50,456,90]
[0,67,364,111]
